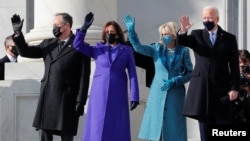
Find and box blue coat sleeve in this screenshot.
[128,31,155,57]
[172,48,193,86]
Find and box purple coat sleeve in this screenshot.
[73,29,94,57]
[127,47,140,102]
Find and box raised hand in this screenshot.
[80,12,94,32]
[123,15,135,32]
[11,14,24,33]
[179,15,193,33]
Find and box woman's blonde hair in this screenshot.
[158,22,179,45]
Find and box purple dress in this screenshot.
[73,29,139,141]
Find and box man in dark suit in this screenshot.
[177,6,240,141]
[0,35,19,80]
[11,13,91,141]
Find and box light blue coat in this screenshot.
[128,33,193,141]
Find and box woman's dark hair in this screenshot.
[239,49,250,64]
[101,21,125,44]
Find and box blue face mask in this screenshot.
[162,35,173,46]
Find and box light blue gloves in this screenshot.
[161,79,175,91]
[123,15,140,45]
[123,15,135,33]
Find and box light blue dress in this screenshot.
[128,32,193,141]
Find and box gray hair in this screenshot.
[203,6,219,17]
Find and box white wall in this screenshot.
[118,0,226,44]
[0,0,231,59]
[0,0,26,58]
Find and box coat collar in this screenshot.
[102,43,125,65]
[51,33,76,61]
[1,55,11,63]
[203,26,224,48]
[167,46,181,70]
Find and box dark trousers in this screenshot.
[41,130,73,141]
[198,117,230,141]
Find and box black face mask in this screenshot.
[106,33,116,44]
[203,21,215,31]
[11,46,19,56]
[52,26,62,38]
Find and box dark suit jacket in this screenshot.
[12,32,91,135]
[0,55,11,80]
[177,26,240,121]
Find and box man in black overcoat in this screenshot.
[11,13,91,141]
[177,6,240,141]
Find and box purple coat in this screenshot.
[73,30,139,141]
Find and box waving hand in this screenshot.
[123,15,135,32]
[179,15,193,33]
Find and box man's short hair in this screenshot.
[4,35,13,47]
[55,12,73,28]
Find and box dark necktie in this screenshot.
[58,41,65,51]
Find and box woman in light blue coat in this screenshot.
[124,16,193,141]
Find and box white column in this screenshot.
[248,1,250,51]
[238,0,247,50]
[19,0,117,62]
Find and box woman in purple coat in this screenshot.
[73,12,139,141]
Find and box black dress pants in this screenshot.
[41,130,73,141]
[198,117,230,141]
